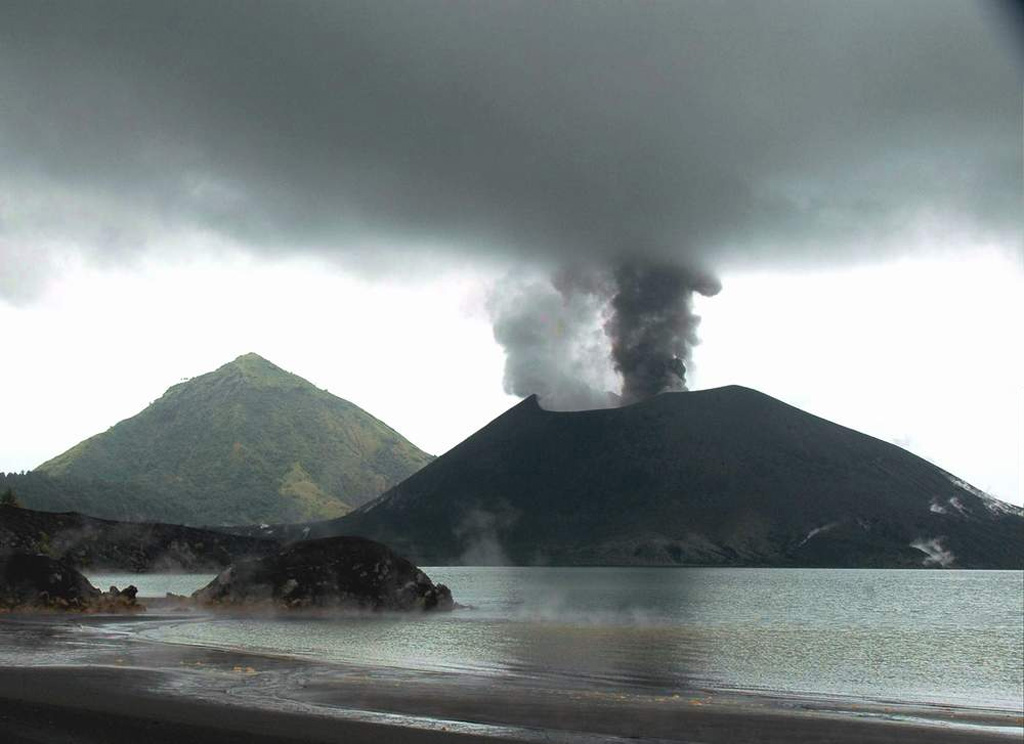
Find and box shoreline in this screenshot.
[0,613,1021,743]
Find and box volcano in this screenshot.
[310,386,1022,568]
[16,354,432,525]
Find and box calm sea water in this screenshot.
[89,567,1024,711]
[87,572,218,598]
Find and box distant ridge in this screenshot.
[16,354,433,525]
[0,504,277,571]
[308,386,1023,568]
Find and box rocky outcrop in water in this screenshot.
[0,553,142,612]
[193,536,454,611]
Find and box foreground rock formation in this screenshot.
[0,553,141,612]
[193,536,454,611]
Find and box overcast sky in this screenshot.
[0,1,1020,504]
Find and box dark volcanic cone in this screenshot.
[310,387,1023,568]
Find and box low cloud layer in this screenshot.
[1,1,1019,404]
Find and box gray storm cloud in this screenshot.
[0,1,1019,405]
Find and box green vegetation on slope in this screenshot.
[28,353,433,525]
[0,471,196,524]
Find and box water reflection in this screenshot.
[137,568,1021,710]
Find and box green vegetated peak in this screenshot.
[227,352,303,384]
[28,354,434,526]
[167,353,307,393]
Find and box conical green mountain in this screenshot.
[31,354,433,525]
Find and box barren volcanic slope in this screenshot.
[320,387,1023,568]
[23,354,432,525]
[0,505,277,571]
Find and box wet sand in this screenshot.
[0,667,515,744]
[0,614,1020,743]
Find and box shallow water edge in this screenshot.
[1,606,1021,743]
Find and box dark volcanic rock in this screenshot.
[310,387,1024,568]
[0,554,98,609]
[193,536,454,611]
[0,553,142,612]
[0,505,278,571]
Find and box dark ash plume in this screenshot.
[491,261,720,409]
[608,264,721,405]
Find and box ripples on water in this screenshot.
[89,568,1024,711]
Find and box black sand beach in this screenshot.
[0,664,1019,744]
[0,613,1020,743]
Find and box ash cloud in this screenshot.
[490,275,618,411]
[491,262,721,408]
[0,1,1019,399]
[607,263,721,405]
